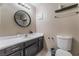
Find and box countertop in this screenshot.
[0,33,44,50]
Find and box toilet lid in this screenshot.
[55,49,72,56]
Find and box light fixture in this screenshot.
[18,3,31,10]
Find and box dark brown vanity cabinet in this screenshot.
[0,36,44,56]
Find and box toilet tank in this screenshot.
[56,35,72,51]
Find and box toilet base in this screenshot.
[51,48,56,56]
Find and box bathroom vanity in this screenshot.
[0,33,44,56]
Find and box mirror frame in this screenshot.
[14,10,31,28]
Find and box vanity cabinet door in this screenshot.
[9,50,23,56]
[38,36,44,51]
[5,43,24,56]
[24,39,38,48]
[0,43,24,56]
[0,50,5,56]
[25,42,38,56]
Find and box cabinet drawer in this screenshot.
[24,39,38,48]
[5,43,23,55]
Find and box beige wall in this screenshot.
[36,3,79,55]
[0,3,36,36]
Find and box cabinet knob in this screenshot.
[51,37,54,40]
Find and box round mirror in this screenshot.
[14,10,31,27]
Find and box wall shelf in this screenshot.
[55,4,78,13]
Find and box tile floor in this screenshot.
[36,49,51,56]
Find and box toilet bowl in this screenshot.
[55,49,72,56]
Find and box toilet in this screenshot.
[55,35,72,56]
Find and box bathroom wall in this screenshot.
[0,3,36,36]
[35,3,79,55]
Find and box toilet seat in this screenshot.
[55,49,72,56]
